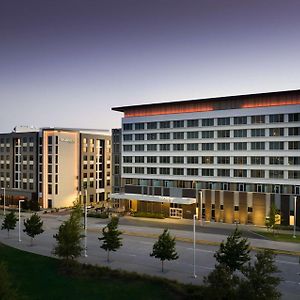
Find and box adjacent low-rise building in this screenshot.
[0,126,111,209]
[111,89,300,226]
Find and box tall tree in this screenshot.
[23,213,44,246]
[53,202,84,262]
[1,211,17,238]
[238,250,281,300]
[214,227,250,272]
[99,217,122,262]
[150,229,179,272]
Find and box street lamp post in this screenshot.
[1,187,5,216]
[193,214,197,278]
[84,189,88,257]
[18,199,25,242]
[199,190,203,226]
[293,196,297,239]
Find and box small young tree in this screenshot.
[238,250,281,300]
[23,213,44,246]
[1,211,18,238]
[53,202,84,262]
[98,217,122,262]
[214,227,250,272]
[150,229,179,272]
[266,203,280,234]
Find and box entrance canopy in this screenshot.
[111,193,196,205]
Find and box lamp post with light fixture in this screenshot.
[18,199,25,242]
[1,187,5,216]
[293,196,297,239]
[193,214,197,278]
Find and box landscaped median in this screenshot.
[0,243,203,300]
[253,231,300,243]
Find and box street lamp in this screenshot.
[18,199,25,242]
[199,190,203,226]
[193,214,197,278]
[84,189,88,257]
[293,196,297,239]
[1,187,5,216]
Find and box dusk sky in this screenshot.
[1,0,300,132]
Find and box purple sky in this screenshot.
[1,0,300,132]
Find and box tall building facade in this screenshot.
[112,90,300,226]
[0,126,111,209]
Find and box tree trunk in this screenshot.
[161,260,164,272]
[107,250,110,262]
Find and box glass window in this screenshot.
[187,119,199,127]
[173,144,184,151]
[217,130,230,138]
[160,168,170,175]
[135,167,144,174]
[234,157,247,164]
[217,169,230,177]
[173,132,184,139]
[217,117,230,126]
[123,134,132,141]
[234,116,247,125]
[288,171,300,179]
[202,119,214,127]
[123,156,132,163]
[251,142,265,150]
[173,156,184,164]
[289,141,300,150]
[202,143,214,151]
[187,143,198,151]
[269,128,284,137]
[234,142,247,150]
[187,131,199,139]
[217,157,230,164]
[288,127,300,136]
[234,129,247,138]
[147,122,157,130]
[234,169,247,177]
[135,134,144,141]
[160,121,170,129]
[187,156,198,164]
[147,133,157,140]
[269,142,284,150]
[147,167,157,174]
[134,123,144,130]
[159,156,170,163]
[251,170,265,178]
[173,120,184,128]
[202,131,214,138]
[288,113,300,122]
[202,169,214,176]
[269,157,284,165]
[123,124,133,131]
[135,156,145,163]
[251,129,265,137]
[288,157,300,165]
[202,156,214,164]
[147,144,157,151]
[251,115,265,124]
[147,156,157,163]
[251,157,265,164]
[269,170,284,179]
[159,133,170,140]
[135,144,145,151]
[269,114,284,123]
[187,168,198,176]
[173,168,184,175]
[123,145,132,152]
[217,143,230,151]
[123,167,132,173]
[160,144,171,151]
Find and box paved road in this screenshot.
[0,215,300,300]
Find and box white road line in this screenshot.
[284,280,300,285]
[276,260,299,265]
[186,248,214,253]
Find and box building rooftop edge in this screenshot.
[111,88,300,112]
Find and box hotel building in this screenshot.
[0,126,111,209]
[112,89,300,226]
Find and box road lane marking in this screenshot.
[186,248,214,253]
[276,260,299,265]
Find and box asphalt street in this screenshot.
[0,214,300,300]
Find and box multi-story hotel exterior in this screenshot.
[112,89,300,226]
[0,126,111,209]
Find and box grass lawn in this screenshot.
[0,244,194,300]
[254,231,300,243]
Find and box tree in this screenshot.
[53,202,84,262]
[150,229,179,272]
[23,213,44,245]
[238,250,281,300]
[98,217,122,262]
[266,203,280,234]
[1,211,17,238]
[0,262,20,300]
[214,227,250,272]
[203,264,240,300]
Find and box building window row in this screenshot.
[122,113,300,131]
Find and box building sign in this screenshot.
[60,138,75,143]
